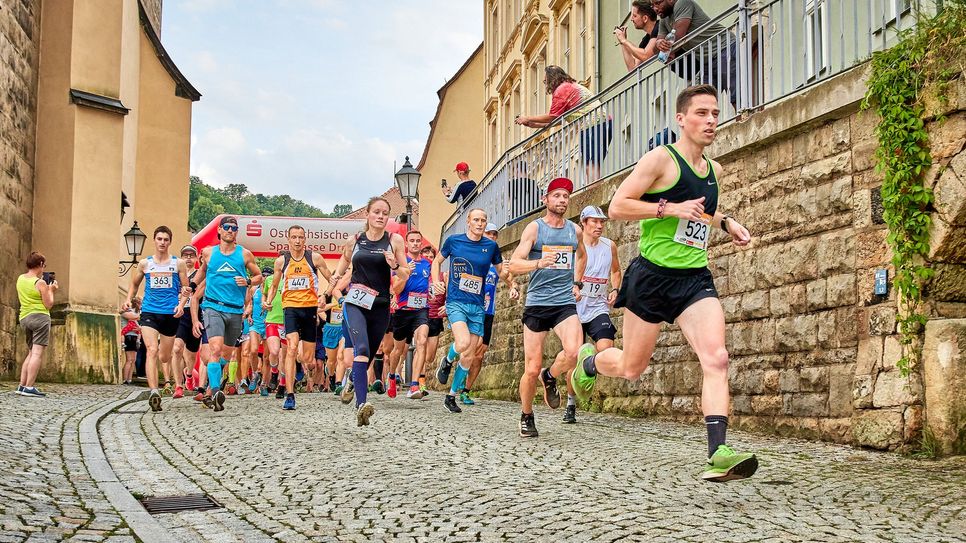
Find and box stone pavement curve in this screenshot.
[2,383,965,543]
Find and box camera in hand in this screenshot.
[440,179,448,187]
[43,271,56,285]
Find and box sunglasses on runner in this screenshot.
[222,224,239,232]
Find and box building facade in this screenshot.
[1,0,199,382]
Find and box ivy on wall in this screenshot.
[862,0,966,375]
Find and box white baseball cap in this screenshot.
[485,222,499,233]
[580,205,607,221]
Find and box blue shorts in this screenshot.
[446,301,485,338]
[322,323,343,350]
[250,321,266,338]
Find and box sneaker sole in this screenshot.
[702,455,759,482]
[149,395,162,412]
[435,358,450,385]
[213,392,225,412]
[357,403,375,426]
[519,429,539,438]
[541,372,561,410]
[407,390,425,400]
[444,401,462,414]
[340,386,354,405]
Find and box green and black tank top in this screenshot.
[638,143,719,269]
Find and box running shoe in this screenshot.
[420,387,430,398]
[394,374,403,387]
[372,380,385,395]
[340,382,355,405]
[19,386,46,398]
[172,386,184,399]
[283,394,296,411]
[406,385,425,400]
[213,390,226,412]
[226,384,237,396]
[357,402,375,426]
[458,391,475,405]
[268,371,279,392]
[333,384,344,396]
[248,373,261,393]
[161,382,172,396]
[260,385,270,397]
[15,385,23,394]
[275,387,285,400]
[387,378,397,399]
[571,343,598,403]
[701,445,759,482]
[443,394,462,413]
[148,391,162,412]
[202,395,214,409]
[519,413,538,438]
[540,368,560,409]
[435,356,452,385]
[562,404,577,424]
[194,390,205,402]
[237,386,247,396]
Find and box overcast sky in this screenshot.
[162,0,482,212]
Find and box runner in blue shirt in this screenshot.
[390,230,433,399]
[430,208,506,414]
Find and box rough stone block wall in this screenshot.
[0,0,40,376]
[435,70,966,450]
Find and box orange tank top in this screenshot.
[281,254,319,308]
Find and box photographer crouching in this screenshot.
[16,251,58,397]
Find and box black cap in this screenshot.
[219,216,238,226]
[261,266,273,275]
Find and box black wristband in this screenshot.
[189,281,197,292]
[574,281,584,289]
[246,277,252,286]
[721,216,731,234]
[391,263,400,270]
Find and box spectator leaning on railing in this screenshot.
[515,65,614,183]
[615,1,660,71]
[16,251,58,397]
[441,162,478,206]
[649,0,738,109]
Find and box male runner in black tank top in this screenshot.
[571,85,758,482]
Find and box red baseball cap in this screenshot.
[545,177,574,195]
[454,162,470,173]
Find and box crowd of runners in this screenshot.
[11,84,756,482]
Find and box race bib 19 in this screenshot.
[580,276,608,298]
[408,293,428,309]
[345,284,378,310]
[542,245,574,270]
[150,273,173,289]
[673,214,712,251]
[458,274,483,294]
[287,276,310,290]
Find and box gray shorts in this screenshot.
[21,313,51,347]
[202,308,243,342]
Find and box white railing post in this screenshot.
[737,0,753,113]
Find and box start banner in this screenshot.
[190,215,369,258]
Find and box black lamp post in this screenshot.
[119,221,147,276]
[394,156,421,232]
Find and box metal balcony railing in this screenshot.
[441,0,923,239]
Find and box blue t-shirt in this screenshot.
[441,234,502,306]
[251,287,266,328]
[483,268,499,316]
[398,257,431,310]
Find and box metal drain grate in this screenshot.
[140,494,222,514]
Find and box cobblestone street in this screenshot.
[2,383,965,542]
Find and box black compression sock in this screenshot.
[583,354,598,377]
[373,354,384,380]
[705,415,729,457]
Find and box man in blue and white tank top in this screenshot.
[122,225,191,412]
[576,206,622,352]
[508,177,587,436]
[190,215,263,412]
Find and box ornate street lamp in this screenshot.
[394,156,421,232]
[119,221,147,276]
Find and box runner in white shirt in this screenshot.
[575,206,622,354]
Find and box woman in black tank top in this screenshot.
[331,197,410,426]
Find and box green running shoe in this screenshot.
[570,343,598,403]
[459,391,475,405]
[701,445,759,482]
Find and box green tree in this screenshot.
[188,196,225,231]
[333,203,353,216]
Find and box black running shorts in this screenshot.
[284,306,318,343]
[521,304,578,333]
[392,309,429,342]
[582,313,616,342]
[139,312,179,337]
[427,317,445,338]
[616,256,718,324]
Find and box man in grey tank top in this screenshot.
[508,177,587,437]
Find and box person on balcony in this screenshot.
[615,1,659,71]
[648,0,738,109]
[515,66,613,183]
[440,162,477,206]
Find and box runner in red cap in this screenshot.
[441,162,478,205]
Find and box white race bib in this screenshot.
[287,276,310,290]
[580,276,608,298]
[542,245,573,270]
[408,293,428,309]
[329,310,343,325]
[458,274,483,294]
[150,273,173,289]
[345,284,378,310]
[673,214,712,251]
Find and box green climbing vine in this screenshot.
[862,0,966,375]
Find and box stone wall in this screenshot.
[0,0,41,375]
[434,67,966,451]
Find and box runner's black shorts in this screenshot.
[175,312,202,352]
[616,256,718,324]
[482,314,495,346]
[582,313,616,341]
[522,304,578,333]
[284,306,318,343]
[392,308,429,342]
[139,312,179,337]
[427,317,445,338]
[123,334,139,352]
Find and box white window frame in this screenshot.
[804,0,829,81]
